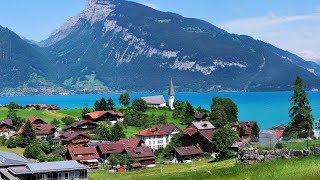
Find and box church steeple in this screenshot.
[168,79,175,110]
[168,79,174,96]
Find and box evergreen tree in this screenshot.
[210,97,238,123]
[19,121,36,147]
[107,97,115,111]
[185,101,194,117]
[94,100,100,111]
[6,108,22,127]
[99,98,108,111]
[212,126,237,160]
[81,106,91,118]
[111,122,125,141]
[119,92,130,107]
[289,76,314,131]
[98,125,111,141]
[251,123,260,136]
[210,105,228,128]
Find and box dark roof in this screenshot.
[125,146,156,161]
[141,95,166,105]
[8,160,87,175]
[194,113,208,119]
[175,146,203,156]
[188,121,214,130]
[168,79,174,96]
[0,151,30,167]
[183,128,213,143]
[62,120,97,131]
[97,143,125,154]
[55,132,89,142]
[156,124,179,134]
[33,124,55,135]
[25,116,46,124]
[0,119,14,127]
[232,121,257,135]
[117,138,143,148]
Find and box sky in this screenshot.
[0,0,319,61]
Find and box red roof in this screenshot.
[97,143,125,154]
[67,147,99,161]
[183,128,198,136]
[117,138,142,148]
[135,128,167,137]
[18,124,55,135]
[55,132,89,142]
[232,121,257,135]
[85,110,124,120]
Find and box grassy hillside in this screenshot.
[89,155,320,179]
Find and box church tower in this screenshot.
[168,79,175,110]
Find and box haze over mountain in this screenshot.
[0,0,319,95]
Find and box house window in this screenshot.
[159,135,163,138]
[78,154,83,157]
[58,172,69,180]
[159,145,164,148]
[157,140,163,144]
[153,141,155,144]
[149,141,151,145]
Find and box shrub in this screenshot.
[6,138,17,148]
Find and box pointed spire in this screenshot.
[168,79,174,96]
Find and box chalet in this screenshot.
[232,121,258,137]
[181,128,213,153]
[0,120,16,139]
[194,112,210,121]
[135,128,169,151]
[55,132,90,148]
[156,124,180,142]
[125,146,156,167]
[174,146,203,163]
[66,147,100,169]
[86,140,113,147]
[25,104,60,110]
[63,120,98,133]
[83,110,124,124]
[141,95,166,108]
[7,161,88,180]
[187,121,215,131]
[18,117,56,139]
[270,124,287,140]
[117,138,143,148]
[96,143,125,159]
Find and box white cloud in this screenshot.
[298,50,320,62]
[141,1,158,10]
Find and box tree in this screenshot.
[156,115,167,125]
[211,97,238,123]
[107,154,120,167]
[61,116,77,125]
[81,106,91,118]
[94,100,100,111]
[185,101,194,117]
[210,105,228,128]
[111,122,125,141]
[212,126,237,160]
[289,76,314,131]
[132,98,147,112]
[251,123,260,136]
[107,97,115,111]
[51,118,60,127]
[100,98,107,111]
[119,92,130,107]
[239,127,246,137]
[98,125,111,141]
[6,102,23,110]
[19,121,36,147]
[6,138,17,148]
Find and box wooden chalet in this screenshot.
[181,128,213,153]
[0,119,16,139]
[18,117,56,139]
[125,146,156,167]
[194,112,210,121]
[65,147,100,169]
[232,121,258,137]
[174,146,203,163]
[83,110,124,124]
[116,138,143,148]
[62,120,98,133]
[54,132,90,148]
[25,104,60,110]
[96,143,125,159]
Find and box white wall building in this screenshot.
[141,95,166,108]
[135,128,169,151]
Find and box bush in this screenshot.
[6,138,17,148]
[275,142,284,149]
[312,136,317,140]
[61,116,77,125]
[46,154,64,162]
[37,153,47,162]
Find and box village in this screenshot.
[0,78,319,180]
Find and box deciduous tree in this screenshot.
[119,92,130,107]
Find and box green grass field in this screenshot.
[0,146,25,156]
[89,155,320,179]
[283,139,320,150]
[144,109,186,130]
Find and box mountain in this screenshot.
[39,0,320,92]
[0,26,64,96]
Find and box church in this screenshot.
[141,79,175,110]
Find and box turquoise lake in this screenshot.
[1,91,319,129]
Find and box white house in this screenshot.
[156,124,180,144]
[141,95,166,108]
[135,128,169,151]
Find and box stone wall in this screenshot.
[237,147,320,164]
